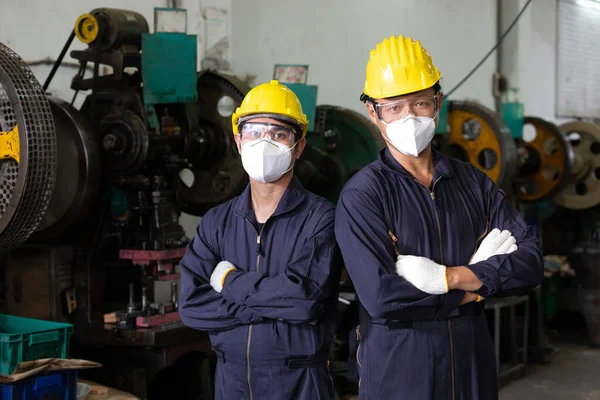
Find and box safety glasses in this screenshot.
[239,122,299,145]
[372,94,439,124]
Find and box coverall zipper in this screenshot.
[245,219,266,400]
[415,177,456,400]
[356,326,362,389]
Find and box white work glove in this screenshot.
[395,255,448,295]
[469,228,518,265]
[210,261,237,293]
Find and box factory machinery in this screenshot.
[0,7,384,398]
[439,101,600,354]
[0,6,597,398]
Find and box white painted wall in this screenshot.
[231,0,498,116]
[500,0,574,125]
[513,0,564,123]
[0,0,231,109]
[0,1,167,107]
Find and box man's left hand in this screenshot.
[395,255,448,295]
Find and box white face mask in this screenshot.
[384,115,436,157]
[241,138,296,183]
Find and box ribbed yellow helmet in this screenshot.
[363,35,441,100]
[232,80,309,138]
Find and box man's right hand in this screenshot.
[469,228,517,265]
[210,261,237,293]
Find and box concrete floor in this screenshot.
[500,342,600,400]
[341,341,600,400]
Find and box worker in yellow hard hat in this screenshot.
[335,35,543,399]
[180,80,342,399]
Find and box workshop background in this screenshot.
[0,0,597,399]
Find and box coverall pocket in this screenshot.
[278,320,319,361]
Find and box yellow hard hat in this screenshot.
[363,35,441,100]
[232,80,309,138]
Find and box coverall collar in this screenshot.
[380,147,453,182]
[234,175,307,220]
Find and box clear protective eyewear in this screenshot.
[373,94,440,124]
[239,122,299,145]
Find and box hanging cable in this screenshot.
[42,31,76,92]
[445,0,532,98]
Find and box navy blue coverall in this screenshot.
[180,176,341,400]
[335,148,543,400]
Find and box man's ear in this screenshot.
[234,134,242,154]
[294,137,307,159]
[366,102,378,125]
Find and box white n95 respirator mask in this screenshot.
[384,115,436,157]
[241,139,296,183]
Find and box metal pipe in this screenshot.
[494,0,503,114]
[496,0,503,77]
[142,287,148,312]
[171,281,179,311]
[43,31,75,91]
[127,283,136,313]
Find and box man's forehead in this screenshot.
[376,88,436,104]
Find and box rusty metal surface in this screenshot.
[79,322,207,347]
[0,42,57,251]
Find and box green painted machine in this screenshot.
[296,105,384,203]
[286,79,384,203]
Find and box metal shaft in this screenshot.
[171,281,179,311]
[141,287,148,312]
[127,283,136,313]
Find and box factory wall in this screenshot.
[500,0,571,126]
[230,0,499,116]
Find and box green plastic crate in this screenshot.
[0,314,73,376]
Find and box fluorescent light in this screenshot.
[575,0,600,11]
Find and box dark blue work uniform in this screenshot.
[180,177,341,400]
[335,149,543,400]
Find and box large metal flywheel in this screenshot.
[0,43,57,251]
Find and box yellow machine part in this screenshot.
[0,125,20,163]
[74,13,99,44]
[448,109,503,184]
[518,117,571,202]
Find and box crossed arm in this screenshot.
[396,175,543,298]
[179,210,342,330]
[335,179,543,321]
